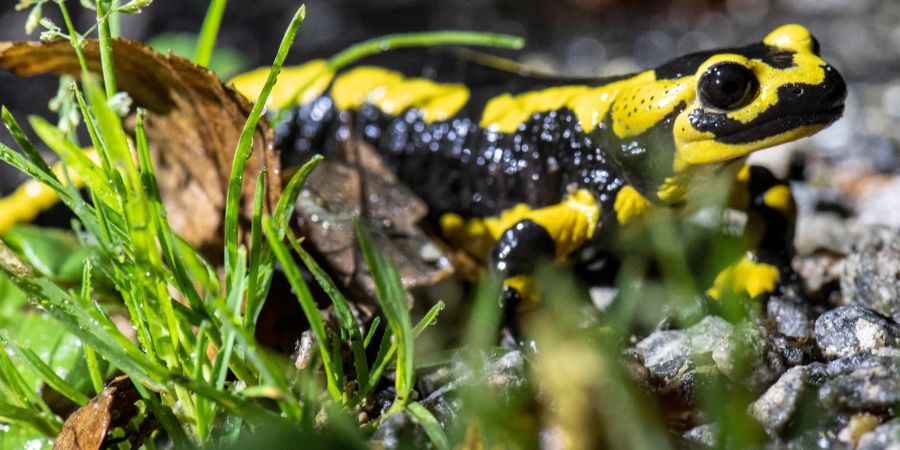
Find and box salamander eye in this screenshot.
[698,63,758,110]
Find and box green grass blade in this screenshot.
[0,328,54,418]
[79,262,106,395]
[224,4,305,278]
[134,110,207,314]
[1,106,54,177]
[0,333,91,405]
[263,216,342,401]
[364,316,381,349]
[407,402,449,450]
[354,220,414,406]
[363,302,441,398]
[195,0,229,67]
[289,230,369,389]
[0,241,167,390]
[244,171,267,328]
[272,155,322,238]
[246,155,322,331]
[0,401,60,437]
[28,116,118,210]
[328,31,524,71]
[83,73,131,176]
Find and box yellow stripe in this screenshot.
[331,66,469,123]
[440,189,600,261]
[229,59,335,109]
[0,151,97,235]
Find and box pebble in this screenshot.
[632,330,690,380]
[748,366,811,433]
[819,355,900,412]
[857,179,900,229]
[841,228,900,323]
[768,291,814,340]
[858,419,900,450]
[814,306,899,359]
[682,423,718,448]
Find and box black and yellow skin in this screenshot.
[239,24,846,301]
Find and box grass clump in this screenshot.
[0,1,523,447]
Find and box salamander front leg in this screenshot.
[710,165,797,300]
[489,219,557,307]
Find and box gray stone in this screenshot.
[819,358,900,412]
[841,227,900,324]
[633,329,691,379]
[687,317,783,390]
[683,423,718,448]
[857,179,900,230]
[749,366,811,433]
[768,292,813,340]
[814,306,898,359]
[858,419,900,450]
[687,316,734,363]
[794,212,853,255]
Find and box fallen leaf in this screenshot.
[0,39,281,257]
[295,138,454,308]
[54,376,152,450]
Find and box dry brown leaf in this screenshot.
[54,376,151,450]
[0,39,281,257]
[296,139,453,310]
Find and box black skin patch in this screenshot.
[279,97,628,221]
[655,43,797,80]
[689,64,847,144]
[489,219,556,276]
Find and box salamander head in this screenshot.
[604,24,845,201]
[664,24,846,169]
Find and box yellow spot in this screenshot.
[611,77,693,138]
[762,184,795,217]
[503,275,540,305]
[440,190,600,261]
[764,24,816,53]
[736,165,751,183]
[331,66,469,123]
[440,212,494,260]
[614,186,652,224]
[230,59,335,109]
[0,150,98,235]
[708,255,780,300]
[479,71,656,134]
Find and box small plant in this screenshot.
[0,0,525,447]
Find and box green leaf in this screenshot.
[1,106,54,177]
[2,226,85,281]
[1,333,90,405]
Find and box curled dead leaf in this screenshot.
[54,376,153,450]
[296,138,454,308]
[0,39,281,257]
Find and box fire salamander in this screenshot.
[230,24,846,303]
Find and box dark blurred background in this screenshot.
[0,0,895,194]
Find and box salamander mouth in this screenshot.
[714,104,844,144]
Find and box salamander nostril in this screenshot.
[793,87,805,96]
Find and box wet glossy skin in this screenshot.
[260,24,846,299]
